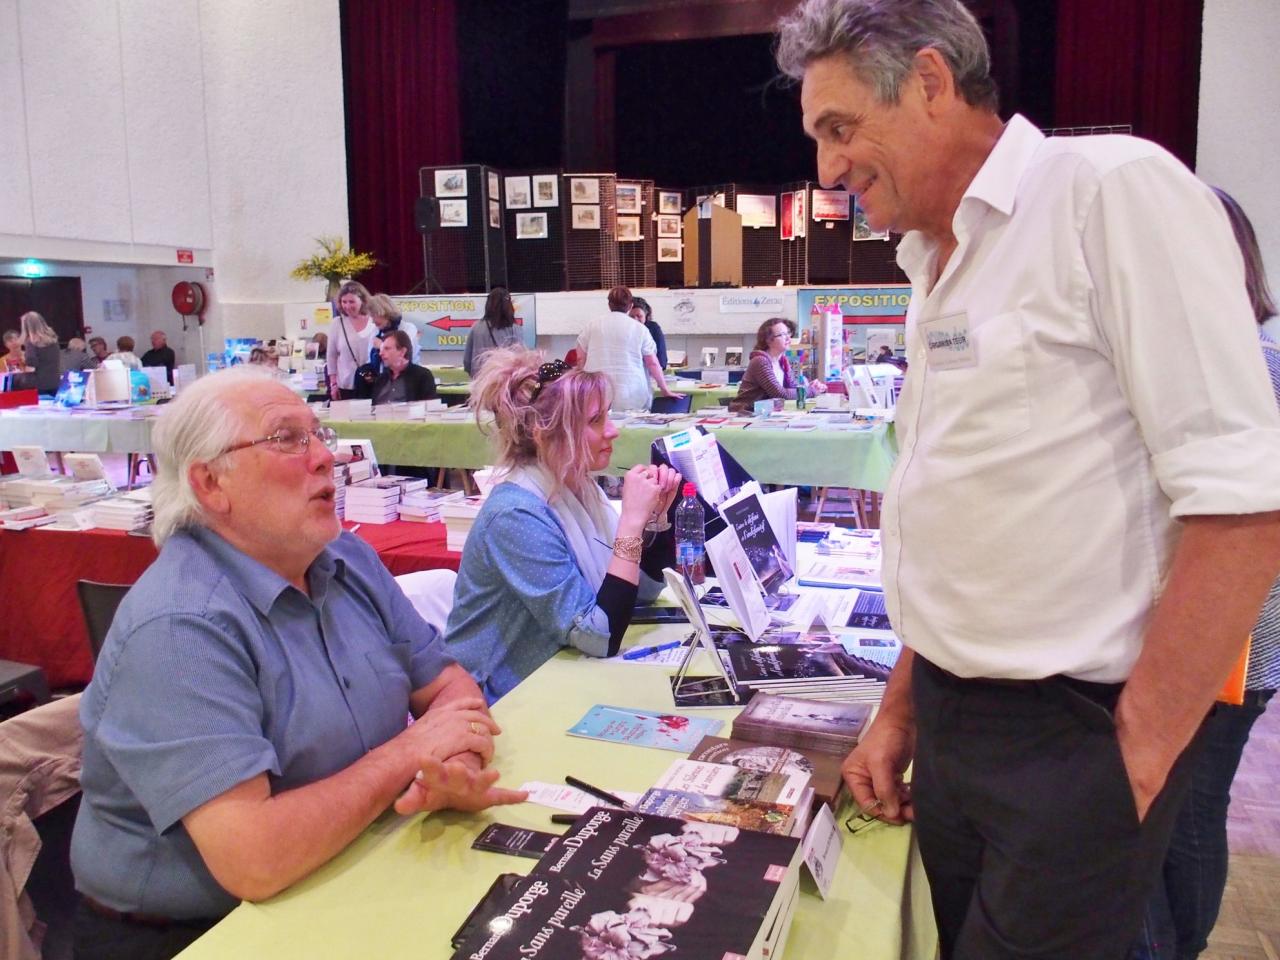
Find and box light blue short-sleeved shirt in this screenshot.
[443,483,661,703]
[71,527,454,920]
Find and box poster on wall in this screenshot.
[735,194,777,229]
[488,200,501,229]
[487,170,499,200]
[439,199,468,228]
[811,189,851,221]
[616,182,642,214]
[658,191,682,214]
[505,176,531,209]
[656,215,681,238]
[516,212,548,239]
[533,175,559,207]
[570,177,600,203]
[435,169,467,197]
[658,240,682,262]
[792,191,807,238]
[853,201,889,241]
[617,216,641,241]
[572,205,600,230]
[780,191,794,240]
[392,293,538,352]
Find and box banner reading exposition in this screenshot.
[797,285,911,359]
[391,293,537,352]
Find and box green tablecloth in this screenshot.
[330,417,898,492]
[179,645,936,960]
[0,411,158,454]
[425,365,470,384]
[434,381,740,412]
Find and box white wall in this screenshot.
[0,0,349,354]
[1198,0,1280,335]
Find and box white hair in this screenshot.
[150,365,279,546]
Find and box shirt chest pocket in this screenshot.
[364,644,413,706]
[917,311,1031,455]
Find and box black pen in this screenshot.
[550,813,579,825]
[565,775,629,808]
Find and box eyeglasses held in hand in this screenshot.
[222,424,339,457]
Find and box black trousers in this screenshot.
[72,900,216,960]
[911,656,1205,960]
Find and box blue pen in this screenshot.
[622,639,684,661]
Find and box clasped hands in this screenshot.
[393,697,528,816]
[619,463,682,531]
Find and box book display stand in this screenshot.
[664,568,742,706]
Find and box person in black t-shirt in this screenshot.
[140,331,177,383]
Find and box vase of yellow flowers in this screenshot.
[291,236,378,300]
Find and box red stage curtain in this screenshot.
[1054,0,1204,168]
[341,0,461,294]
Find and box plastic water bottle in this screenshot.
[674,482,706,585]
[795,371,807,410]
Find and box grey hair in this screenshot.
[775,0,998,111]
[150,365,278,547]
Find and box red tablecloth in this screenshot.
[0,520,459,688]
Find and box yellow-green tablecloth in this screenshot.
[178,642,936,959]
[329,417,898,492]
[425,365,471,384]
[0,410,158,454]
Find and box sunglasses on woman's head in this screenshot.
[531,359,570,399]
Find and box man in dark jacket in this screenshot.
[140,331,177,383]
[372,330,436,405]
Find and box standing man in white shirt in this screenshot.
[776,2,1280,957]
[575,286,676,411]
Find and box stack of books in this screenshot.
[0,505,55,530]
[28,477,115,512]
[449,807,802,960]
[90,490,154,531]
[635,757,814,838]
[344,475,430,525]
[722,639,890,702]
[439,495,486,550]
[373,401,429,420]
[687,734,847,809]
[398,487,464,523]
[731,693,873,756]
[331,463,349,519]
[325,398,373,420]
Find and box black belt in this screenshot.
[918,656,1125,725]
[82,895,201,929]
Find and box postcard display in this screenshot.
[616,179,657,289]
[655,187,686,287]
[563,172,622,291]
[419,164,507,293]
[503,168,568,292]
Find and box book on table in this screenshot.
[449,806,802,960]
[731,692,873,756]
[634,757,811,836]
[686,735,847,809]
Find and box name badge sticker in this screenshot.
[920,312,976,370]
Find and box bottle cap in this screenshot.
[682,482,697,498]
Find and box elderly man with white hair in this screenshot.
[70,366,524,960]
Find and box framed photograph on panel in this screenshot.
[658,240,683,262]
[505,176,531,209]
[657,215,681,238]
[616,182,642,214]
[792,190,807,238]
[572,205,600,230]
[617,216,641,241]
[812,189,851,221]
[853,200,889,240]
[439,199,468,227]
[435,169,467,197]
[780,191,794,240]
[570,177,600,204]
[515,212,548,239]
[488,200,501,229]
[487,170,499,200]
[736,193,776,229]
[532,174,559,207]
[658,191,682,214]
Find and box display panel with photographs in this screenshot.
[504,176,531,209]
[572,205,600,230]
[434,169,467,197]
[792,190,807,238]
[658,190,682,214]
[488,200,501,229]
[735,194,776,229]
[617,216,641,241]
[570,177,600,203]
[439,199,468,228]
[515,212,548,239]
[487,170,499,200]
[532,174,559,208]
[811,189,851,221]
[615,182,642,214]
[658,239,683,261]
[657,214,681,238]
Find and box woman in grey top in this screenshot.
[19,311,61,394]
[462,287,520,376]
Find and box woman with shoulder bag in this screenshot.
[328,281,377,400]
[463,287,520,376]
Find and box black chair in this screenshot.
[75,581,130,662]
[651,394,693,414]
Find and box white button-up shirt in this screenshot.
[577,311,658,412]
[882,114,1280,683]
